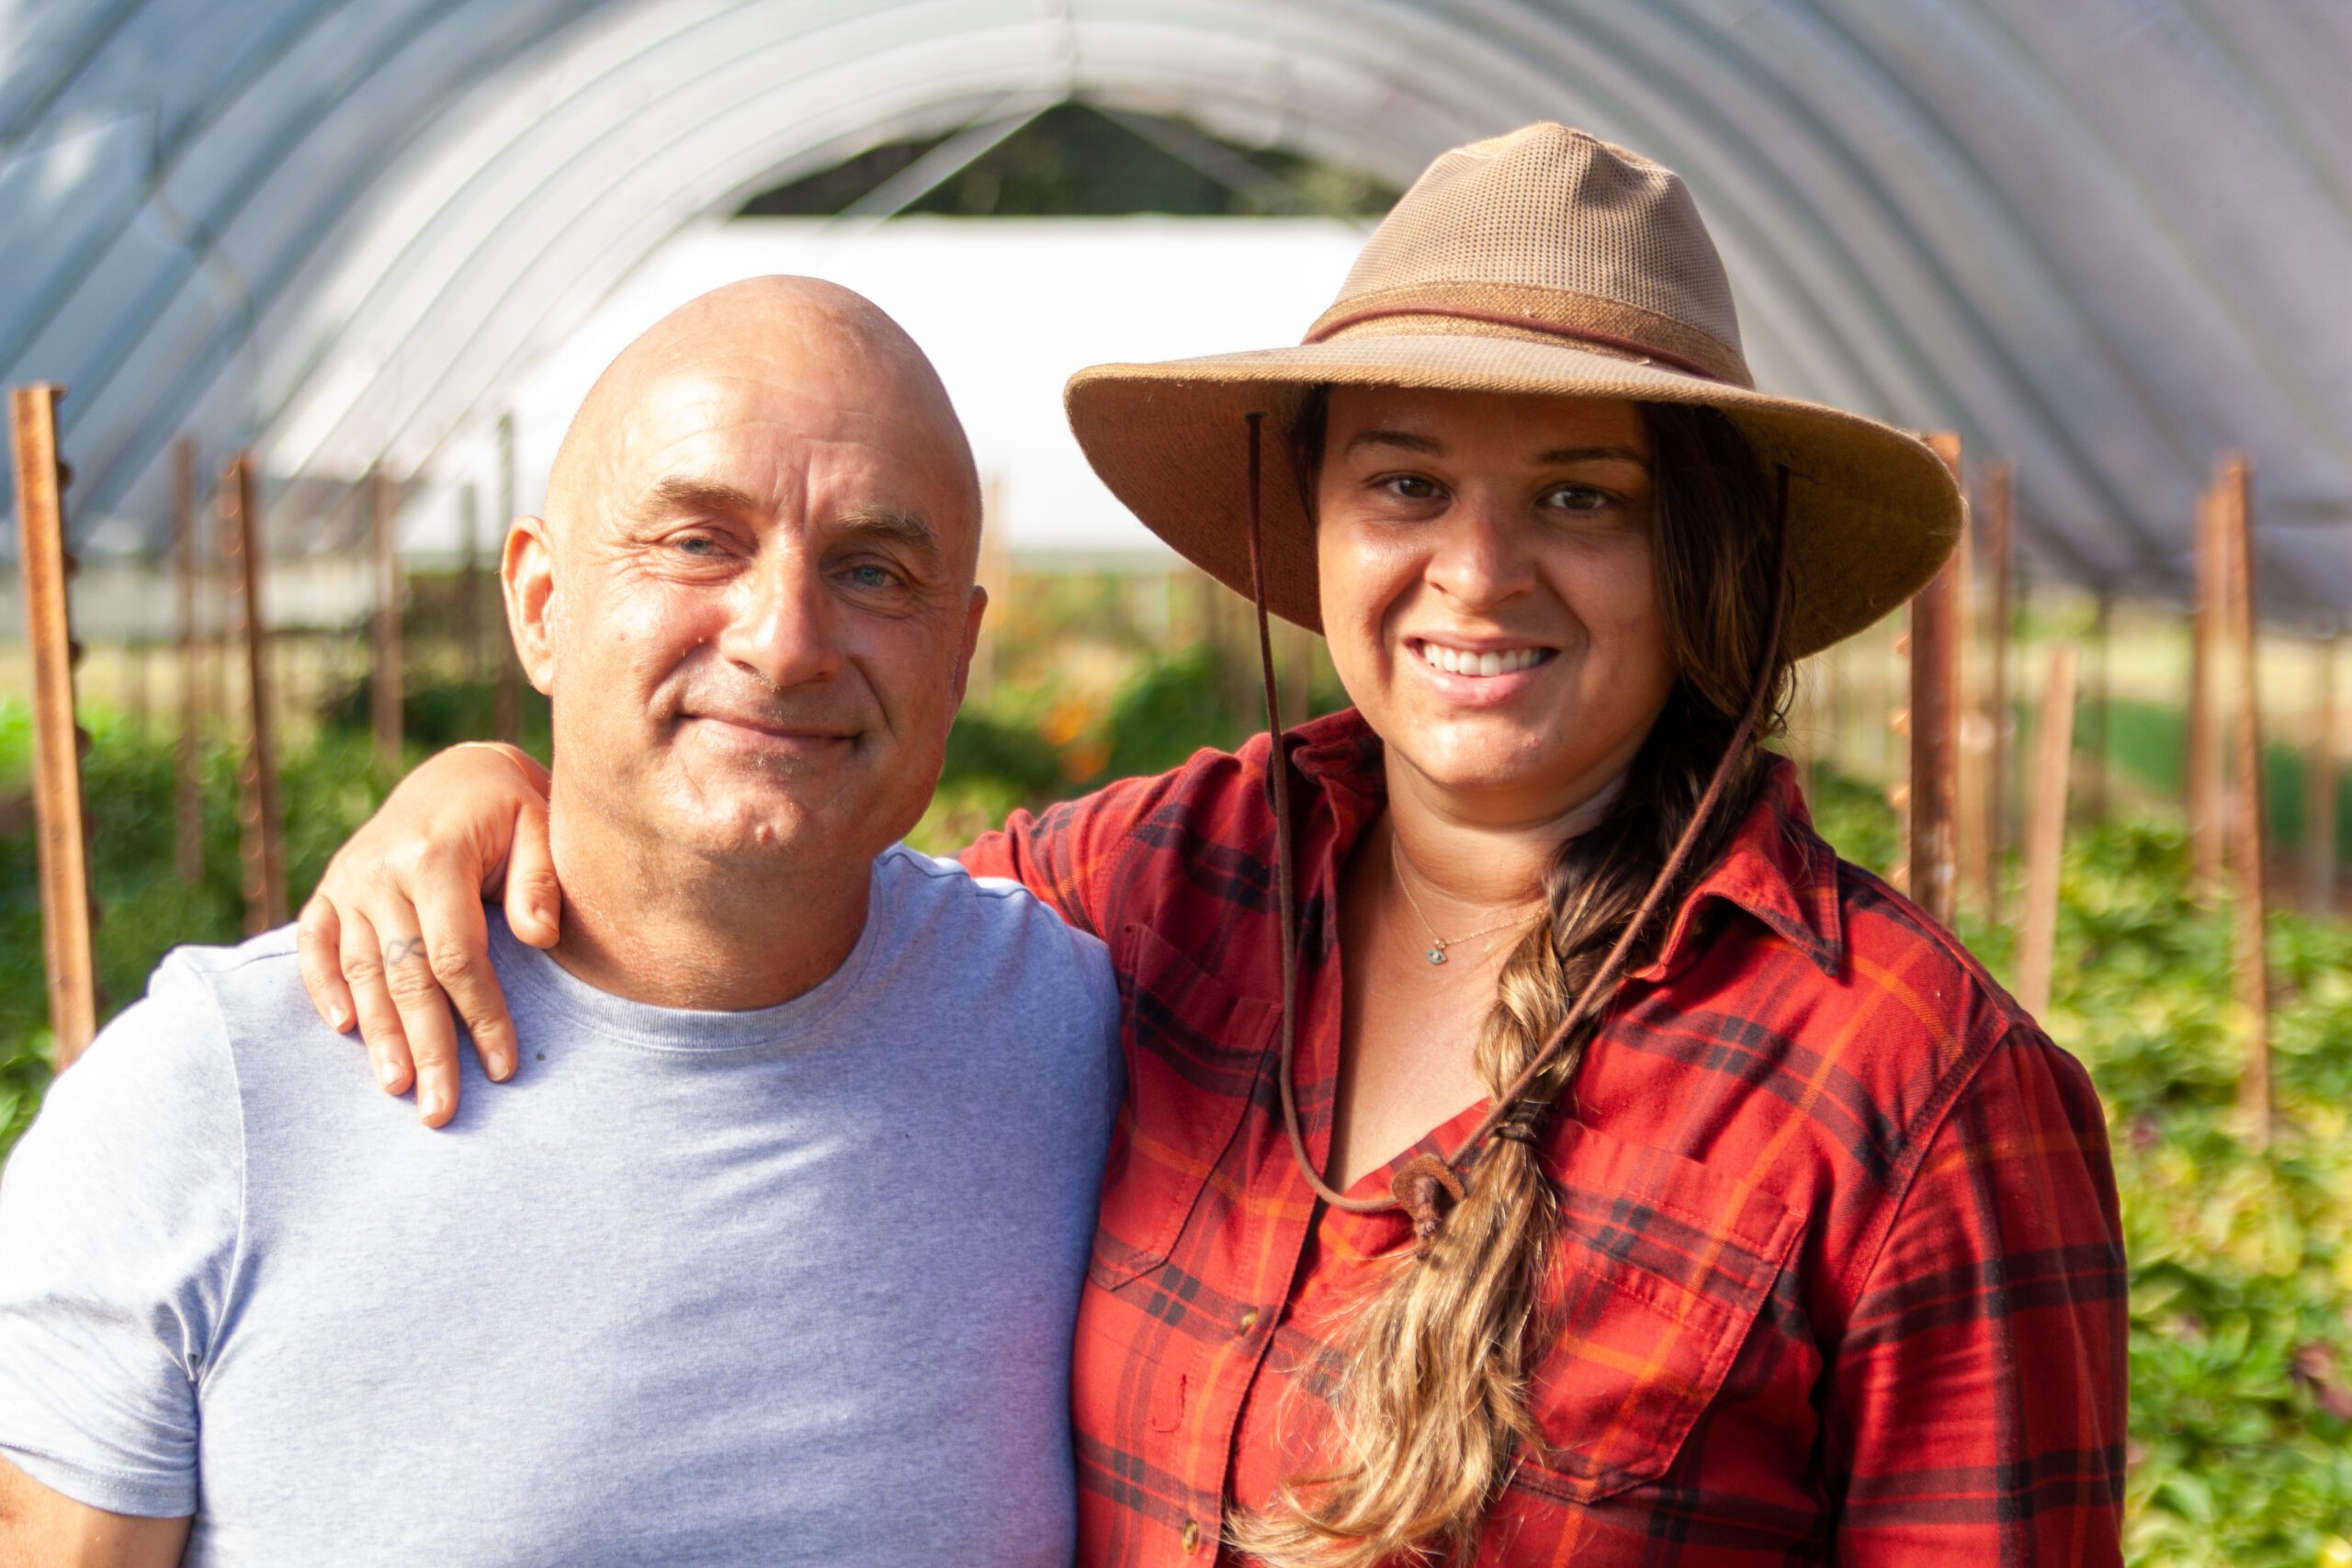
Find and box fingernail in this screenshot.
[420,1087,447,1122]
[487,1055,513,1083]
[376,1058,401,1089]
[330,1007,350,1031]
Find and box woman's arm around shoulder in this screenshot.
[293,742,558,1127]
[959,741,1254,940]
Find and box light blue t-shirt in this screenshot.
[0,845,1120,1566]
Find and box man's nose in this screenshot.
[1425,497,1535,613]
[717,551,843,689]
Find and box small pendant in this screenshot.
[1426,945,1448,965]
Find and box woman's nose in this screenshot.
[1424,500,1535,612]
[717,553,842,689]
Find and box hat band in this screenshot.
[1305,303,1730,383]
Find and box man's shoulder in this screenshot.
[136,926,339,1059]
[870,846,1115,1005]
[877,843,1097,940]
[57,927,365,1138]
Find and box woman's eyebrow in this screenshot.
[1343,428,1446,457]
[1534,445,1652,468]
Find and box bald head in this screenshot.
[546,276,982,574]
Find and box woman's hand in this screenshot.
[295,742,558,1126]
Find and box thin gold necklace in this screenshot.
[1388,836,1541,966]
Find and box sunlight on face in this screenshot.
[1313,387,1679,825]
[537,359,982,873]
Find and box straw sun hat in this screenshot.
[1065,123,1962,660]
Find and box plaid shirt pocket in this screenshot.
[1092,922,1278,1284]
[1517,1122,1806,1505]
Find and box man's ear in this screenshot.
[949,583,989,709]
[503,515,559,695]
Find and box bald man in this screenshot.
[0,278,1121,1567]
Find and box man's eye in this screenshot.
[672,536,722,557]
[842,564,899,590]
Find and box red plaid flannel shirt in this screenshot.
[963,708,2126,1566]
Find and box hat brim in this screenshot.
[1065,333,1962,660]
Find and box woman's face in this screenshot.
[1315,387,1679,824]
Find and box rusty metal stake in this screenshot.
[11,384,100,1066]
[2188,483,2225,894]
[2017,642,2078,1018]
[2215,455,2271,1145]
[370,465,404,771]
[1976,462,2016,919]
[222,452,288,932]
[1907,434,1964,929]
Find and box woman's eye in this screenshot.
[1382,475,1442,501]
[1544,484,1612,513]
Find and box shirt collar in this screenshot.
[1287,708,1843,981]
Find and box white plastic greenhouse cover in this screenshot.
[1,0,2346,611]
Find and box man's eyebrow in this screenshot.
[635,476,765,522]
[1534,445,1652,468]
[833,504,942,558]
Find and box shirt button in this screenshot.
[1180,1518,1202,1553]
[1238,1306,1260,1333]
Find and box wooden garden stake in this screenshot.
[494,413,522,744]
[2188,483,2225,894]
[221,452,287,933]
[1906,434,1963,929]
[2215,455,2271,1144]
[2309,627,2339,912]
[2018,642,2078,1018]
[11,384,100,1066]
[173,436,204,883]
[369,465,403,770]
[1952,492,1983,919]
[1976,462,2016,919]
[2087,592,2113,826]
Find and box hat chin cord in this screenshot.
[1242,411,1792,1242]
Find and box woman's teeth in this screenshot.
[1419,643,1548,677]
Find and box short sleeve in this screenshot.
[1830,1027,2128,1564]
[0,954,247,1518]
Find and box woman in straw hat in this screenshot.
[293,125,2123,1562]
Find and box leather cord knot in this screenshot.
[1487,1098,1554,1148]
[1390,1154,1467,1250]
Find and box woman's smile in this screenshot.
[1402,635,1561,705]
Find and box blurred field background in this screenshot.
[7,571,2352,1568]
[6,11,2351,1562]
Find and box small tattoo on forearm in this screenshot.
[384,937,427,964]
